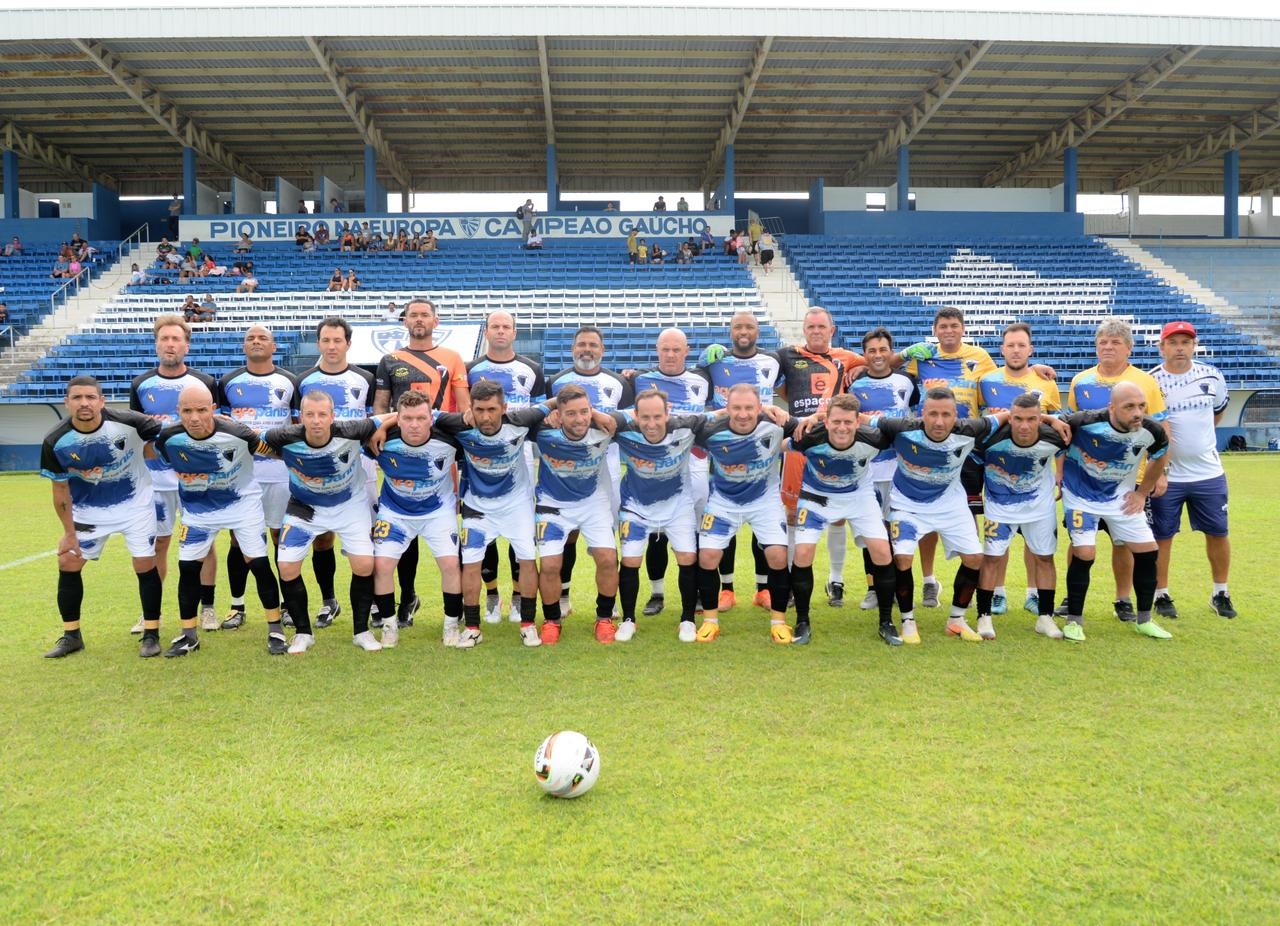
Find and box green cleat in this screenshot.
[1135,620,1172,640]
[1062,622,1086,643]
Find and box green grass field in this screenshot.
[3,458,1278,924]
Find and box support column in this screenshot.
[182,147,198,214]
[546,143,558,212]
[1127,187,1140,237]
[364,145,378,213]
[2,150,18,219]
[896,145,910,211]
[1224,149,1240,239]
[1062,146,1078,213]
[723,144,735,218]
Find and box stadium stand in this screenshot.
[0,242,117,338]
[1139,244,1280,323]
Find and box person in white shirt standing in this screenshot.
[1147,320,1236,619]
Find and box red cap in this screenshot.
[1160,321,1197,340]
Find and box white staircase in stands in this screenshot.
[748,246,812,344]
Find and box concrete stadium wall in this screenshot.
[819,210,1083,237]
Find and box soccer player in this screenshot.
[693,384,797,644]
[630,328,712,617]
[262,391,390,654]
[546,326,632,616]
[367,391,463,651]
[612,387,710,642]
[374,298,471,627]
[846,327,918,611]
[789,394,900,646]
[466,310,547,623]
[40,376,165,659]
[1060,381,1171,641]
[1066,317,1168,621]
[217,325,297,629]
[977,322,1063,616]
[155,384,285,656]
[1148,321,1235,618]
[775,307,864,606]
[433,379,554,648]
[129,314,218,631]
[296,316,377,628]
[971,393,1068,641]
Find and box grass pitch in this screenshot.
[2,458,1278,924]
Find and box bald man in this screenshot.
[154,383,286,656]
[1059,380,1172,642]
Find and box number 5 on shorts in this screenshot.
[1070,509,1084,529]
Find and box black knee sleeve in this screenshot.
[618,564,641,620]
[247,557,279,609]
[1132,549,1158,612]
[952,564,980,609]
[1066,556,1095,617]
[177,558,203,621]
[767,566,791,615]
[790,564,814,621]
[281,575,311,634]
[645,533,669,581]
[57,570,84,623]
[227,545,250,598]
[481,541,500,585]
[895,566,914,614]
[312,546,336,600]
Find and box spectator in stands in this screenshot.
[339,226,356,252]
[327,268,344,292]
[200,294,217,318]
[605,202,617,212]
[758,230,776,273]
[677,196,689,212]
[685,235,701,256]
[70,232,87,252]
[313,224,330,246]
[51,256,73,279]
[179,254,198,280]
[636,238,649,263]
[74,239,95,261]
[700,227,715,253]
[748,216,763,257]
[180,294,200,322]
[168,195,182,235]
[722,230,737,256]
[370,231,385,250]
[518,199,536,240]
[357,223,372,250]
[329,197,343,213]
[186,238,205,263]
[627,228,639,264]
[525,230,544,250]
[393,230,409,251]
[0,301,7,324]
[295,227,313,249]
[420,229,438,252]
[233,232,253,253]
[58,243,75,262]
[649,241,666,264]
[676,242,693,264]
[654,195,667,211]
[735,231,749,265]
[68,256,83,278]
[156,237,175,262]
[3,236,21,256]
[382,301,401,322]
[343,269,360,292]
[163,250,183,275]
[297,203,309,213]
[235,267,259,294]
[129,262,146,285]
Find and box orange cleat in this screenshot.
[594,618,616,644]
[539,621,561,645]
[717,589,736,612]
[753,590,771,610]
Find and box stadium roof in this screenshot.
[5,3,1280,198]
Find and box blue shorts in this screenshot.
[1148,474,1229,539]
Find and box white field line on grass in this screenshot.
[0,550,56,571]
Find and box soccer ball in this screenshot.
[533,731,601,799]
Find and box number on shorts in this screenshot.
[371,519,391,539]
[458,527,469,546]
[278,525,291,545]
[796,508,808,526]
[535,520,548,540]
[1070,509,1084,529]
[176,523,188,543]
[889,521,900,540]
[700,512,716,532]
[983,519,1000,540]
[619,520,631,539]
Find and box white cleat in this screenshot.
[859,589,878,611]
[130,614,146,634]
[200,605,220,632]
[352,631,383,652]
[976,615,997,640]
[615,620,636,642]
[455,627,483,649]
[559,597,573,618]
[287,633,315,654]
[442,618,460,648]
[678,620,697,643]
[508,594,523,622]
[519,624,542,647]
[483,596,502,624]
[380,620,399,648]
[1035,615,1064,639]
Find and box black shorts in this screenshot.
[961,457,984,514]
[760,249,774,265]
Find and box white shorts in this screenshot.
[1064,506,1154,548]
[889,501,980,559]
[154,489,180,538]
[178,507,269,561]
[619,499,697,558]
[982,511,1058,557]
[794,488,889,547]
[373,508,460,560]
[277,495,374,563]
[75,505,157,561]
[460,498,535,565]
[536,494,617,557]
[687,454,710,514]
[362,456,379,510]
[874,480,892,521]
[698,493,788,550]
[260,482,290,530]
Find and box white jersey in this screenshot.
[1149,361,1228,482]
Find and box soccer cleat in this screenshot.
[539,621,561,645]
[484,594,502,624]
[508,595,523,623]
[1135,620,1172,640]
[380,619,399,648]
[642,594,665,616]
[267,632,289,655]
[695,620,720,643]
[397,595,419,628]
[921,580,941,608]
[753,589,771,609]
[826,581,845,608]
[770,622,793,645]
[164,635,200,658]
[615,620,636,643]
[221,608,246,630]
[1210,592,1237,619]
[1035,615,1064,639]
[130,615,145,635]
[594,619,616,644]
[791,622,812,645]
[139,636,162,658]
[991,594,1007,616]
[976,615,997,640]
[900,619,921,645]
[1024,594,1039,615]
[352,631,383,652]
[315,599,341,629]
[878,622,903,646]
[200,605,220,632]
[519,624,542,647]
[946,620,983,643]
[1062,622,1086,643]
[282,608,294,628]
[859,588,878,611]
[1154,594,1178,619]
[455,627,483,649]
[287,632,315,654]
[678,620,697,643]
[1054,597,1069,617]
[44,634,85,659]
[1113,600,1136,622]
[558,597,573,619]
[717,589,736,612]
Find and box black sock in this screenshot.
[619,564,641,621]
[560,541,578,594]
[178,559,203,624]
[282,576,311,634]
[507,545,520,598]
[1132,549,1158,618]
[1038,588,1056,618]
[646,533,669,584]
[57,570,84,623]
[1066,556,1094,618]
[952,565,979,610]
[520,595,538,624]
[699,563,721,612]
[481,541,500,586]
[542,600,561,625]
[790,564,814,623]
[398,537,419,601]
[374,592,396,623]
[976,587,994,616]
[137,566,162,623]
[227,545,250,599]
[767,566,791,616]
[873,562,897,625]
[464,603,482,629]
[721,537,737,590]
[200,583,215,607]
[247,557,280,609]
[895,566,914,615]
[752,536,769,591]
[443,591,463,621]
[678,563,697,621]
[862,547,875,592]
[350,572,373,635]
[312,547,337,600]
[596,593,615,620]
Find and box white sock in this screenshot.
[1155,587,1170,598]
[230,596,245,608]
[994,585,1006,598]
[901,611,915,624]
[650,578,665,596]
[827,524,847,581]
[949,607,967,621]
[1213,582,1229,594]
[923,574,938,587]
[786,524,796,567]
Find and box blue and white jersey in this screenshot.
[631,368,712,415]
[1061,409,1168,517]
[874,416,997,513]
[433,405,549,510]
[791,425,884,497]
[129,366,218,491]
[296,364,375,419]
[154,419,268,518]
[535,425,614,506]
[368,430,458,518]
[41,409,160,525]
[1149,360,1228,482]
[702,350,782,409]
[467,354,547,409]
[218,365,297,484]
[973,423,1066,523]
[262,418,380,511]
[611,412,707,515]
[548,367,632,414]
[847,370,919,481]
[695,416,795,506]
